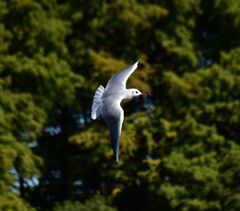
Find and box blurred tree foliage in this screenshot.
[52,195,116,211]
[0,0,240,210]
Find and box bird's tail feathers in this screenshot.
[91,85,105,120]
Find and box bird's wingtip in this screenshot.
[91,113,97,120]
[132,61,139,70]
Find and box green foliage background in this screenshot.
[0,0,240,210]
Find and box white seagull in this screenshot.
[91,61,146,163]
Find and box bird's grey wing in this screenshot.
[105,61,138,93]
[101,97,124,163]
[108,117,123,163]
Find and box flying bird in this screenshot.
[91,61,146,163]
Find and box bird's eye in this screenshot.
[135,91,138,94]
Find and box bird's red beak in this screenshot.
[140,92,147,97]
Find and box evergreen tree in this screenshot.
[0,0,240,210]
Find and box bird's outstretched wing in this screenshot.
[101,97,124,163]
[108,117,123,163]
[105,61,138,93]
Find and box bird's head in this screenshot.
[123,88,147,103]
[129,88,147,98]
